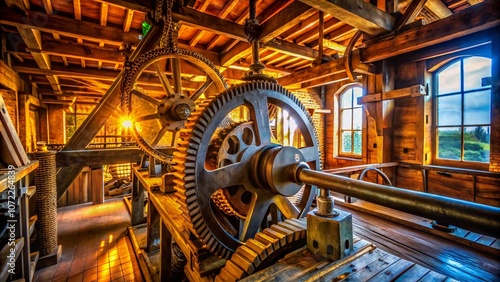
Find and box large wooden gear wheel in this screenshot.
[121,47,227,163]
[173,81,320,258]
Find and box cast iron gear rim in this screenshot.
[172,81,320,259]
[121,47,227,163]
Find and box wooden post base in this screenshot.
[35,245,62,270]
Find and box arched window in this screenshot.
[338,86,363,157]
[435,56,491,164]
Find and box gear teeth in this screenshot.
[174,81,319,260]
[215,218,306,281]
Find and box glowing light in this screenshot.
[121,119,132,129]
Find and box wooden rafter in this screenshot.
[396,0,429,28]
[298,0,395,35]
[0,6,142,46]
[260,1,316,42]
[73,0,81,21]
[425,0,452,19]
[123,9,134,32]
[361,0,499,62]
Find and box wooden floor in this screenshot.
[337,204,500,282]
[33,197,499,282]
[34,198,143,282]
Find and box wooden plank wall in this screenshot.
[58,167,90,207]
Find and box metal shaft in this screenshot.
[296,167,500,238]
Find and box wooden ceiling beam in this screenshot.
[300,72,352,88]
[425,0,452,19]
[188,0,238,47]
[361,0,499,63]
[260,1,316,42]
[123,9,134,32]
[396,0,428,28]
[0,61,25,92]
[277,50,371,85]
[172,7,247,41]
[295,18,342,44]
[265,39,321,60]
[42,0,54,14]
[94,0,153,13]
[14,61,244,82]
[40,41,125,63]
[17,27,62,93]
[298,0,395,35]
[73,0,81,21]
[0,6,142,46]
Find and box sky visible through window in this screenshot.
[436,56,491,163]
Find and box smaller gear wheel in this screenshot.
[121,47,227,163]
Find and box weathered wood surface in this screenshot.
[335,199,500,257]
[361,0,500,62]
[132,166,225,281]
[298,0,395,35]
[0,94,30,167]
[341,205,500,281]
[0,161,38,193]
[242,237,458,281]
[0,61,25,92]
[56,148,144,167]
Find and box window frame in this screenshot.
[335,85,364,159]
[432,56,491,170]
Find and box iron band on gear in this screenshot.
[173,80,320,258]
[121,47,227,163]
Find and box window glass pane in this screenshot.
[438,61,461,95]
[464,90,491,125]
[341,109,352,130]
[437,127,461,160]
[437,95,461,126]
[464,126,490,162]
[353,108,362,129]
[66,114,75,127]
[464,57,491,91]
[353,130,362,155]
[340,91,352,109]
[353,87,362,107]
[341,131,352,153]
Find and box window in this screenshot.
[338,86,363,156]
[435,56,491,163]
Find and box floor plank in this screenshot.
[34,199,144,282]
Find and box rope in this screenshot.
[30,151,58,256]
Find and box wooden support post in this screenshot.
[131,171,145,226]
[90,165,104,205]
[147,196,160,252]
[160,219,173,281]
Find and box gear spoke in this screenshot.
[201,162,248,195]
[131,89,161,106]
[239,197,272,241]
[247,95,272,145]
[171,58,182,94]
[274,195,300,219]
[299,146,318,163]
[191,77,213,101]
[151,124,170,147]
[134,113,160,122]
[153,61,174,96]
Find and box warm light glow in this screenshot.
[121,119,132,128]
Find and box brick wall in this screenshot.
[48,104,65,144]
[0,90,18,130]
[293,89,325,167]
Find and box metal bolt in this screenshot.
[173,104,191,120]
